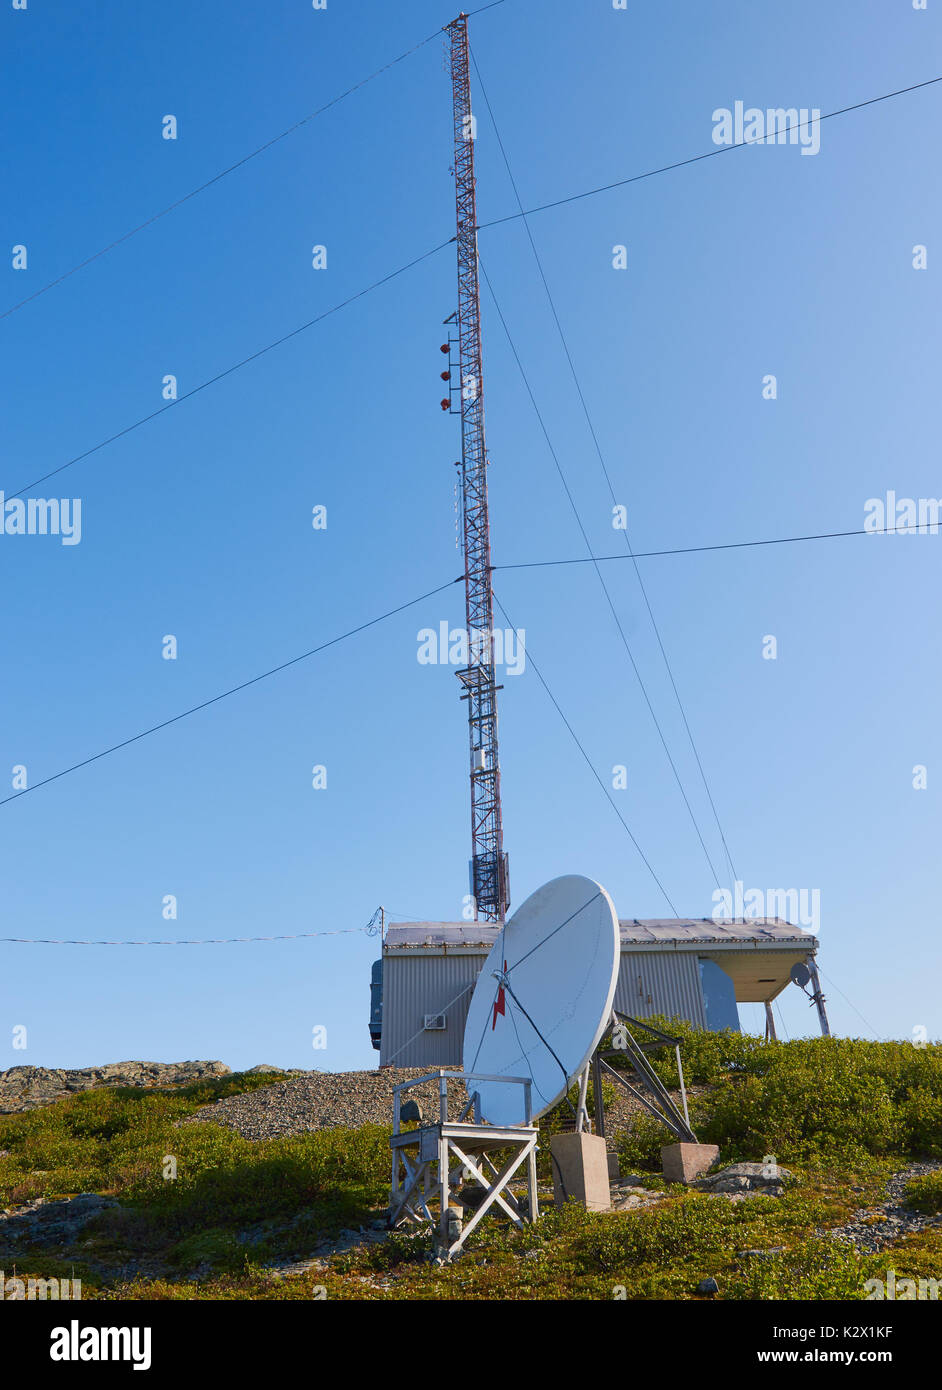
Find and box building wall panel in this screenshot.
[381,947,718,1066]
[615,951,707,1028]
[379,954,481,1068]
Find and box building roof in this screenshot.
[618,919,812,945]
[384,918,815,951]
[385,923,498,950]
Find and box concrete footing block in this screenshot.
[550,1132,611,1211]
[661,1142,720,1184]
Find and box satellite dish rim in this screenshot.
[461,874,621,1126]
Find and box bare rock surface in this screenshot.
[0,1192,118,1245]
[609,1179,663,1212]
[0,1061,231,1114]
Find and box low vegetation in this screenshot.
[904,1170,942,1216]
[615,1022,942,1167]
[0,1031,938,1300]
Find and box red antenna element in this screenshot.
[446,12,509,922]
[491,959,508,1029]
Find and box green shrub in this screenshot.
[608,1028,942,1164]
[167,1227,251,1272]
[898,1086,942,1159]
[124,1124,390,1232]
[615,1114,668,1174]
[905,1171,942,1215]
[573,1192,742,1269]
[699,1059,896,1161]
[537,1028,941,1174]
[724,1238,884,1300]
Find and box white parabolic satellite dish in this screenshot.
[461,875,620,1127]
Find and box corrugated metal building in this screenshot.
[373,919,818,1067]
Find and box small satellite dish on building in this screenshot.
[461,875,620,1127]
[790,962,811,989]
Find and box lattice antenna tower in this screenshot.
[443,12,508,922]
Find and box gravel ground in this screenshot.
[182,1069,468,1139]
[820,1162,942,1253]
[181,1066,689,1141]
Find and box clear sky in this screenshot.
[1,0,939,1073]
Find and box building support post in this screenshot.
[592,1050,606,1139]
[574,1064,590,1133]
[674,1044,691,1130]
[808,960,831,1037]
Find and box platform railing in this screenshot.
[392,1069,533,1132]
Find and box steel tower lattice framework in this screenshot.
[447,12,508,922]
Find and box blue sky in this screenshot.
[1,0,939,1072]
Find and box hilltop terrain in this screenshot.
[0,1028,939,1300]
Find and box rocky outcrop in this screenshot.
[0,1192,118,1245]
[0,1061,231,1114]
[695,1161,795,1197]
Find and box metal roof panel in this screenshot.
[385,918,814,949]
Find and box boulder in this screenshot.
[696,1161,794,1196]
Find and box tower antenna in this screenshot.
[445,12,508,922]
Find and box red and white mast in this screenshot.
[446,13,508,921]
